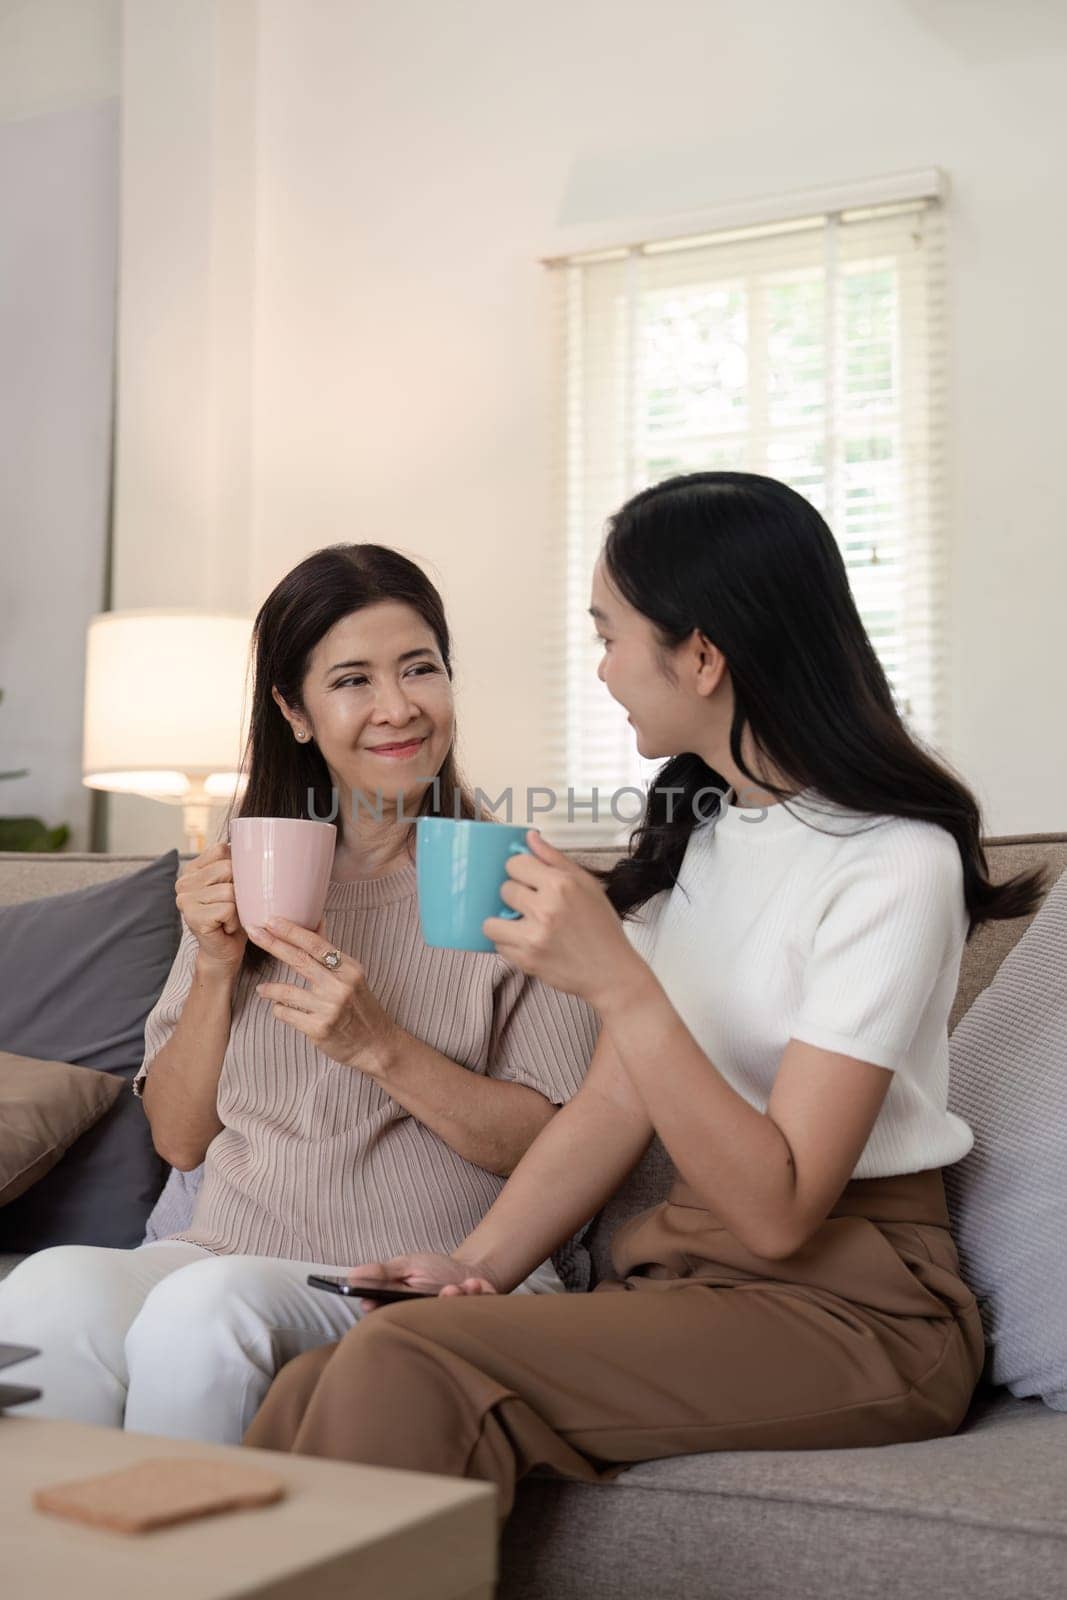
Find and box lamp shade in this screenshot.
[82,610,253,799]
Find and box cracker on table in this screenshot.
[33,1457,286,1534]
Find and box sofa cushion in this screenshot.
[0,852,180,1250]
[0,1050,123,1205]
[944,868,1067,1410]
[501,1391,1067,1600]
[586,1136,673,1286]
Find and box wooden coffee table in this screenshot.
[0,1416,496,1599]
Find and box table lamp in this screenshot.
[82,610,253,853]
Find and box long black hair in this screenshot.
[228,543,480,972]
[601,472,1046,937]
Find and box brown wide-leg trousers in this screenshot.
[244,1167,986,1517]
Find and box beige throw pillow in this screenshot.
[0,1050,124,1206]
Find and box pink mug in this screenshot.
[229,818,337,932]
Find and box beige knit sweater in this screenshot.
[134,859,598,1264]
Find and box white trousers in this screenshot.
[0,1243,564,1445]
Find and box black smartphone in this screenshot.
[307,1273,437,1303]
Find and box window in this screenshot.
[545,183,947,835]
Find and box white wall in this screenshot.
[113,0,256,615]
[0,0,119,122]
[111,0,1067,848]
[0,1,119,851]
[109,0,258,853]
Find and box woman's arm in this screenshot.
[247,915,592,1178]
[147,943,556,1178]
[141,843,248,1170]
[597,968,893,1259]
[369,1037,559,1176]
[448,1029,654,1289]
[140,955,232,1169]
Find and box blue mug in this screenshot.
[416,817,531,952]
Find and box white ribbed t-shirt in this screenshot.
[623,786,974,1178]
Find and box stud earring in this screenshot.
[295,729,309,743]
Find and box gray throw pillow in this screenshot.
[0,852,180,1251]
[943,868,1067,1410]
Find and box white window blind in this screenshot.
[544,189,947,832]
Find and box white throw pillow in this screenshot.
[142,1164,203,1242]
[943,869,1067,1410]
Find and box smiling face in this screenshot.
[590,558,728,762]
[273,601,454,816]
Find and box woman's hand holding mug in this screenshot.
[484,830,646,1011]
[175,842,248,976]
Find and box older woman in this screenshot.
[0,544,597,1442]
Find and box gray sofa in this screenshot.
[2,835,1066,1599]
